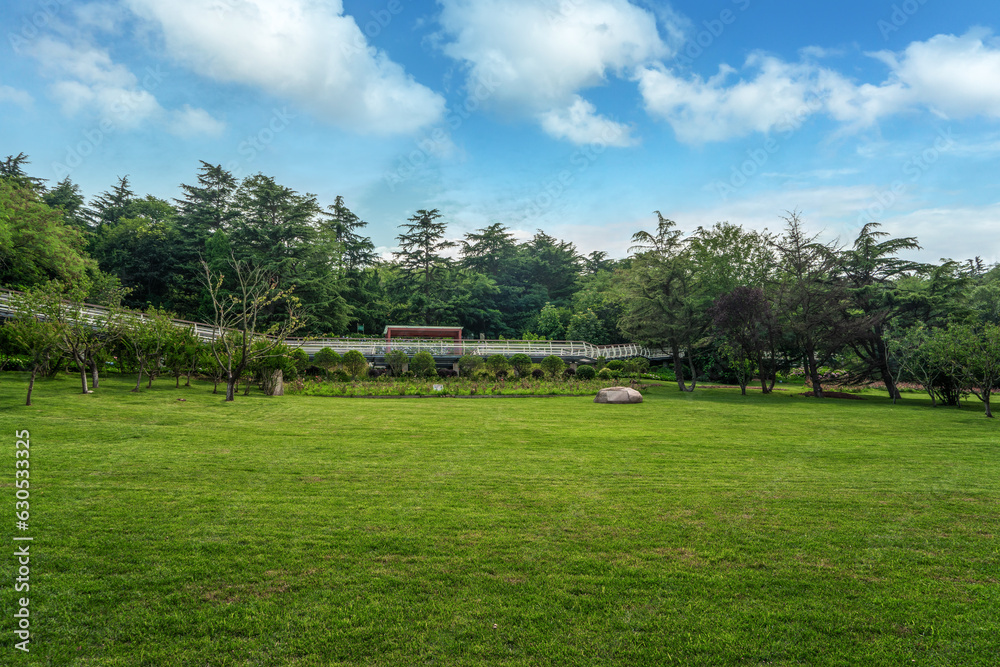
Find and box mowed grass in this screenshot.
[1,374,998,666]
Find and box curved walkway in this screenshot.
[0,289,669,362]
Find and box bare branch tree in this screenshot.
[201,254,304,401]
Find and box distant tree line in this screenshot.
[2,152,999,415]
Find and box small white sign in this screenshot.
[433,384,444,392]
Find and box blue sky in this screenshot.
[2,0,998,263]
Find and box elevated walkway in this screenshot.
[0,289,670,362]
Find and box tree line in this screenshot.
[2,152,998,415]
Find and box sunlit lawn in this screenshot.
[2,372,998,665]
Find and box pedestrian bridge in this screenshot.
[0,289,669,363]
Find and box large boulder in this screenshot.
[594,386,643,404]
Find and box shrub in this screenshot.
[331,369,351,382]
[606,359,625,372]
[540,355,566,379]
[597,368,621,380]
[596,355,607,370]
[290,348,310,374]
[314,347,341,372]
[384,349,409,376]
[341,350,369,380]
[531,368,545,379]
[563,367,575,378]
[509,353,532,377]
[369,367,387,379]
[632,357,650,374]
[458,354,485,377]
[437,368,457,378]
[410,351,437,378]
[575,364,596,380]
[486,354,510,376]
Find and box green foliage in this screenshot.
[508,353,532,377]
[290,348,310,375]
[341,349,369,380]
[597,367,619,380]
[485,354,510,377]
[575,364,597,380]
[535,302,569,340]
[565,308,605,344]
[0,179,95,290]
[458,354,484,377]
[384,349,409,376]
[606,360,625,371]
[540,354,566,379]
[409,351,437,378]
[314,348,342,371]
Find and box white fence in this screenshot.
[0,289,669,361]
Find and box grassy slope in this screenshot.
[1,374,998,666]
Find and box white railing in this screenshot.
[0,289,670,360]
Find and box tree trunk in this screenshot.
[186,358,197,387]
[225,375,237,402]
[806,347,824,398]
[985,391,993,418]
[686,353,698,392]
[133,360,144,393]
[75,352,89,394]
[90,357,100,389]
[878,355,901,400]
[175,374,180,389]
[26,366,37,406]
[213,377,219,394]
[672,345,689,392]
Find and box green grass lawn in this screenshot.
[2,373,998,666]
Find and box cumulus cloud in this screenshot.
[123,0,445,135]
[537,96,637,147]
[640,29,1000,143]
[24,35,223,136]
[637,54,836,143]
[0,85,34,109]
[436,0,669,145]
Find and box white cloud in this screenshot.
[866,30,1000,120]
[640,29,1000,143]
[0,85,34,109]
[24,35,224,136]
[436,0,670,144]
[537,96,637,147]
[169,104,227,138]
[637,54,836,143]
[123,0,445,135]
[74,2,127,32]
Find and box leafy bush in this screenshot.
[595,355,607,370]
[531,368,545,379]
[341,350,369,380]
[437,368,457,378]
[631,357,650,374]
[290,348,310,375]
[486,354,510,376]
[606,359,625,372]
[331,369,351,382]
[508,353,532,377]
[597,368,620,380]
[575,364,596,380]
[314,348,341,371]
[384,349,409,376]
[563,367,575,378]
[540,355,565,379]
[410,351,437,378]
[458,354,485,377]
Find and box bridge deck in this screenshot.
[0,289,669,362]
